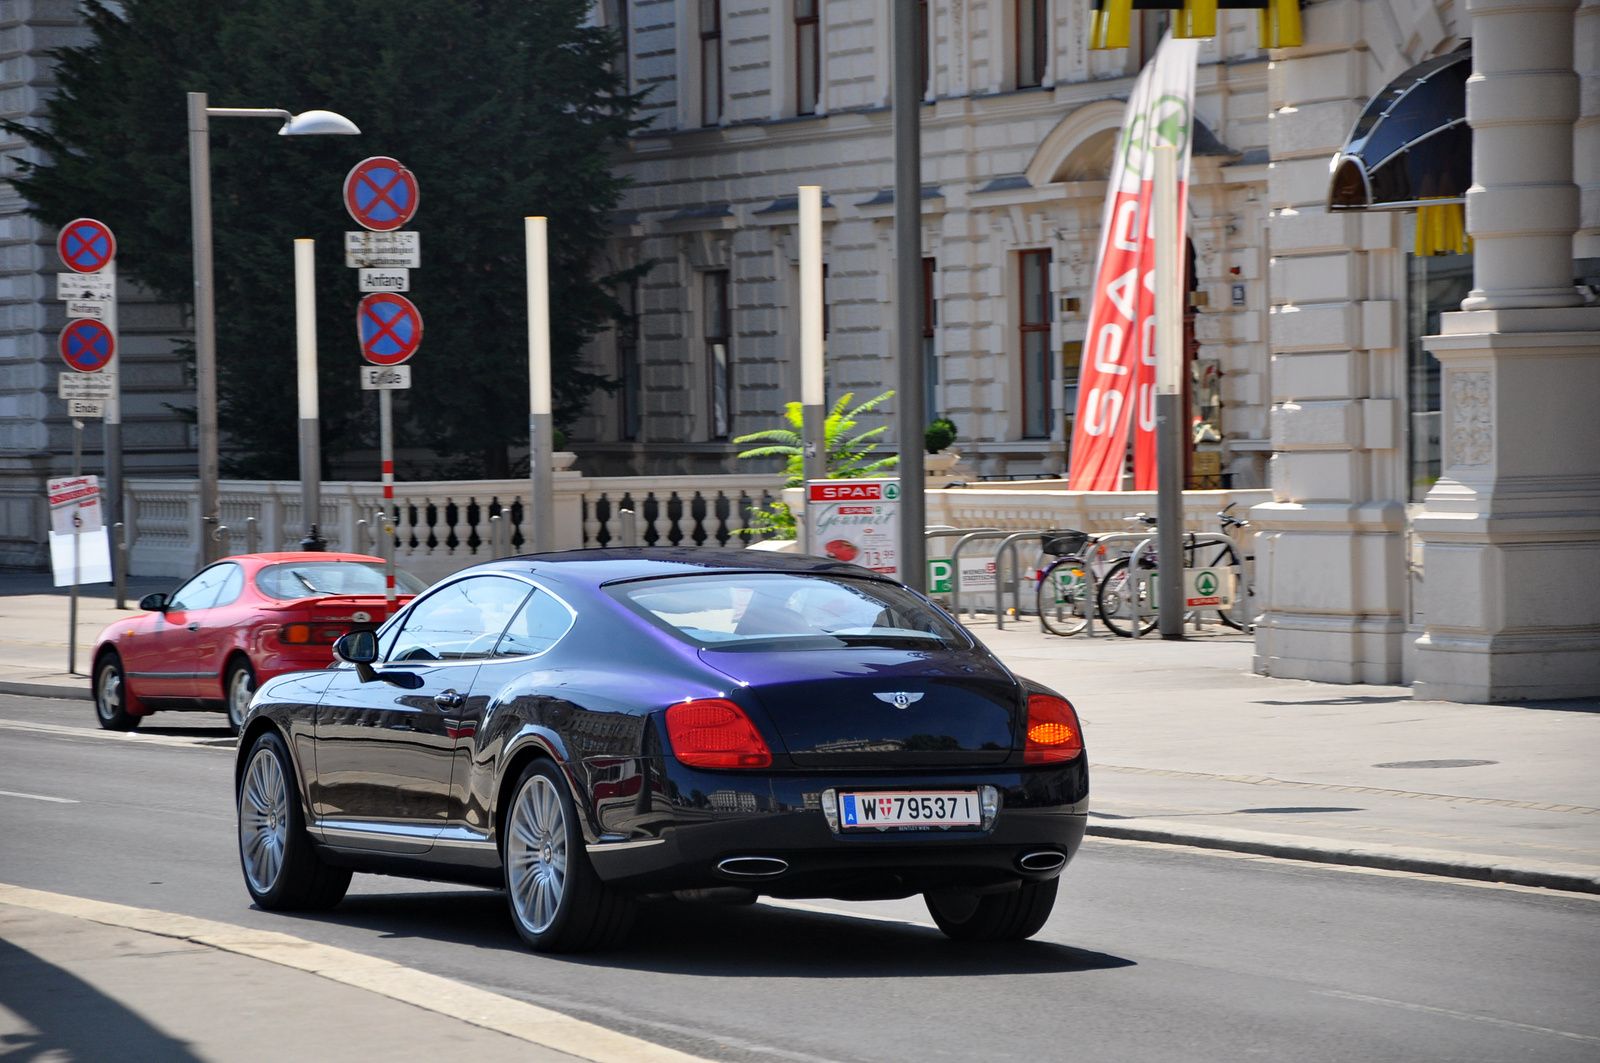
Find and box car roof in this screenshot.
[225,552,386,565]
[456,548,891,586]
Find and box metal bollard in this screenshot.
[215,524,232,557]
[244,516,259,555]
[488,514,503,558]
[113,521,128,610]
[620,508,638,548]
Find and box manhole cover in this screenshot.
[1373,759,1497,769]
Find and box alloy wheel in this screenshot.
[239,747,290,894]
[227,665,254,732]
[507,775,568,935]
[96,662,122,724]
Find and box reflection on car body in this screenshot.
[234,549,1088,951]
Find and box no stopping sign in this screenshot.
[358,293,423,365]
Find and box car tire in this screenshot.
[224,658,256,736]
[925,878,1059,942]
[237,730,351,911]
[503,759,635,952]
[93,652,141,732]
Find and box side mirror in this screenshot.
[333,630,379,683]
[139,592,169,612]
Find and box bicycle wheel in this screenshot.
[1188,539,1251,631]
[1096,557,1158,638]
[1037,556,1093,637]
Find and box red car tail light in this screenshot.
[279,623,348,646]
[281,624,312,644]
[1024,694,1084,764]
[664,699,772,769]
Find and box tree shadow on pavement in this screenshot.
[301,887,1133,979]
[0,937,204,1062]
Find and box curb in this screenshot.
[1085,823,1600,896]
[0,679,91,701]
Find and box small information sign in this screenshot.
[360,365,412,390]
[57,273,115,302]
[59,372,113,400]
[804,479,900,578]
[1182,567,1235,609]
[66,398,106,419]
[358,268,410,293]
[47,475,103,536]
[65,300,109,321]
[345,231,420,269]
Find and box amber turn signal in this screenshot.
[1024,694,1084,764]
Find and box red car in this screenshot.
[91,552,426,733]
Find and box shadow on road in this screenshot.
[291,887,1134,978]
[0,937,204,1062]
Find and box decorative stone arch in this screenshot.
[1024,99,1126,187]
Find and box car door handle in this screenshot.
[187,622,200,632]
[433,690,465,710]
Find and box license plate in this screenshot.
[839,790,980,830]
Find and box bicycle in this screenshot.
[1034,529,1095,637]
[1095,513,1251,637]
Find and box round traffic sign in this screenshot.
[344,157,419,232]
[58,218,116,273]
[358,293,423,365]
[59,319,116,372]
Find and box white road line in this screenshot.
[1317,989,1600,1046]
[0,789,79,804]
[0,883,712,1063]
[0,717,232,750]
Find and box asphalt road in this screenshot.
[1,693,1597,1063]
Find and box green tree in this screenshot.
[7,0,645,478]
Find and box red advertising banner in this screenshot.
[1067,34,1199,491]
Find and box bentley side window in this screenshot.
[387,576,532,663]
[494,588,575,657]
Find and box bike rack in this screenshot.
[946,529,1010,621]
[1088,529,1245,636]
[992,531,1050,630]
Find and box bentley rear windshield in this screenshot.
[609,572,968,651]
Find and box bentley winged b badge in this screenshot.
[873,691,925,710]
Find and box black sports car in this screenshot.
[234,549,1089,950]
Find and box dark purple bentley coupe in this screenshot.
[234,549,1088,951]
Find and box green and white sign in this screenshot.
[1182,567,1234,608]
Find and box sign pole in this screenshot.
[799,186,826,553]
[526,217,554,553]
[103,261,122,563]
[294,239,325,549]
[892,0,926,591]
[1154,145,1185,640]
[380,388,396,611]
[69,420,83,674]
[187,92,221,564]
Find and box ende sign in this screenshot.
[805,478,900,577]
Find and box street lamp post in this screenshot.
[186,92,358,562]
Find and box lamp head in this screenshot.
[280,110,360,136]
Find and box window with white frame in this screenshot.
[1015,0,1046,89]
[1020,250,1052,439]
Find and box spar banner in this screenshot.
[1067,34,1199,491]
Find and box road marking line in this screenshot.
[0,883,714,1063]
[0,718,232,750]
[1083,836,1600,900]
[1317,989,1600,1045]
[0,789,79,803]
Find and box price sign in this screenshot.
[805,479,901,578]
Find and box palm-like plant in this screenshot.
[734,391,899,488]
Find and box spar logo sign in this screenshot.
[809,481,899,502]
[1121,94,1191,181]
[1183,568,1233,608]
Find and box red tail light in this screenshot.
[1024,694,1083,763]
[665,699,772,769]
[279,623,350,646]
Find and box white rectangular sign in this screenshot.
[47,475,103,536]
[358,268,410,293]
[50,528,111,586]
[59,372,113,400]
[345,231,420,269]
[67,398,106,419]
[360,365,412,390]
[66,299,110,320]
[804,479,900,578]
[57,273,115,301]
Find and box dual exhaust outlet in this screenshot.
[715,850,1066,878]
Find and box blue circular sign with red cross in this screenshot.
[59,319,116,372]
[358,293,423,365]
[344,157,419,232]
[58,218,116,274]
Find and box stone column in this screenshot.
[1412,0,1600,701]
[1460,0,1583,310]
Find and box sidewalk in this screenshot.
[972,618,1600,893]
[0,573,169,699]
[0,577,1595,892]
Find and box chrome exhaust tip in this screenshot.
[716,856,789,878]
[1017,850,1066,872]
